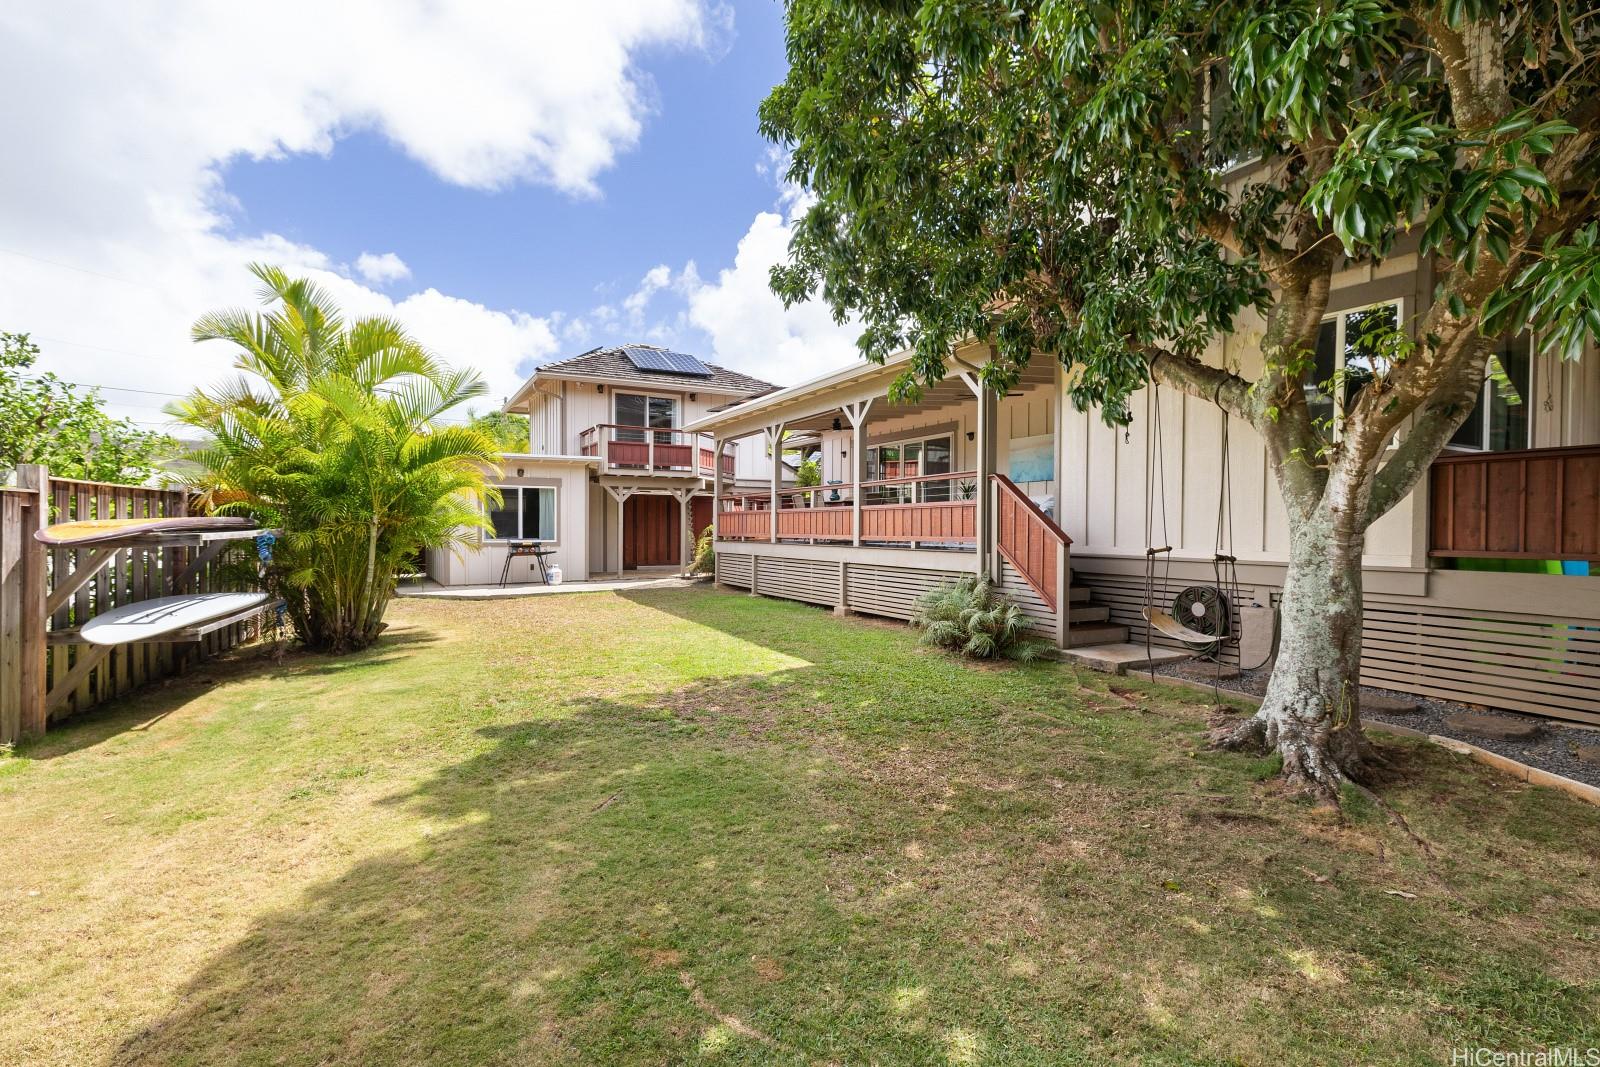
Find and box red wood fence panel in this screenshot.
[776,507,852,541]
[859,502,976,543]
[1430,445,1600,560]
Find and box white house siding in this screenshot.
[427,459,594,586]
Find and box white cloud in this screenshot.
[355,252,411,286]
[623,264,675,320]
[678,191,862,387]
[0,1,716,425]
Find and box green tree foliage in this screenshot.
[691,524,716,574]
[466,409,531,452]
[172,265,503,653]
[912,575,1052,661]
[0,331,174,484]
[762,0,1598,798]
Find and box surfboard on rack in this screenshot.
[35,515,255,546]
[80,592,277,645]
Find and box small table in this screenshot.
[500,542,555,587]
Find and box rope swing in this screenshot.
[1140,380,1244,695]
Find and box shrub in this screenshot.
[691,524,715,574]
[911,575,1051,662]
[173,264,501,653]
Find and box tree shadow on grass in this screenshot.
[24,630,441,761]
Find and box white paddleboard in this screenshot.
[80,592,275,645]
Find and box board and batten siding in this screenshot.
[809,382,1060,508]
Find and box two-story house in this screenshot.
[425,344,778,587]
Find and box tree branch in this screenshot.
[1144,346,1254,420]
[1365,354,1489,523]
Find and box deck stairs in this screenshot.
[1055,573,1192,673]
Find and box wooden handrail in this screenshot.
[582,423,708,441]
[991,474,1069,612]
[858,470,977,490]
[990,474,1071,545]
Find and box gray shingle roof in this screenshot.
[536,344,774,396]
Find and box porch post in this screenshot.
[963,372,997,578]
[842,399,873,547]
[711,438,725,542]
[603,485,635,579]
[765,422,786,544]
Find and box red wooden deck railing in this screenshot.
[716,472,979,544]
[992,473,1071,610]
[1430,445,1600,561]
[578,424,734,478]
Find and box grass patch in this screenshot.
[2,586,1597,1065]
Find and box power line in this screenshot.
[0,246,166,291]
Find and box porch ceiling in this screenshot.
[777,360,1058,434]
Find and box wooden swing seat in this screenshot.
[1141,606,1220,648]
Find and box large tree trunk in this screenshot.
[1212,506,1382,801]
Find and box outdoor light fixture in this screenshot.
[596,383,604,393]
[831,417,842,431]
[516,468,525,477]
[965,431,976,442]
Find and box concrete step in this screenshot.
[1059,641,1192,673]
[1066,604,1111,625]
[1063,622,1130,648]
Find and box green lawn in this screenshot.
[3,586,1597,1066]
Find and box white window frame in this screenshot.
[1446,334,1536,454]
[612,391,680,430]
[865,431,957,503]
[1309,298,1405,441]
[486,484,558,543]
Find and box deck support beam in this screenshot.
[602,485,638,579]
[841,399,873,547]
[962,372,998,580]
[670,487,697,576]
[765,422,787,544]
[711,438,725,543]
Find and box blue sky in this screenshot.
[0,1,860,426]
[220,1,788,323]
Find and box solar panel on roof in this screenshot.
[623,346,713,377]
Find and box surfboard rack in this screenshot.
[44,525,281,617]
[49,598,286,645]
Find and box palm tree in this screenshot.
[172,264,502,652]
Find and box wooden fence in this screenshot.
[1430,444,1600,561]
[1,465,252,745]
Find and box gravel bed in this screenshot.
[1151,659,1600,789]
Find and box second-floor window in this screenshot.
[615,393,676,442]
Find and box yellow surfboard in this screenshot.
[35,516,254,546]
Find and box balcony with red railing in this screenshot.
[578,424,735,479]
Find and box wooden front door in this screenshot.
[623,494,680,568]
